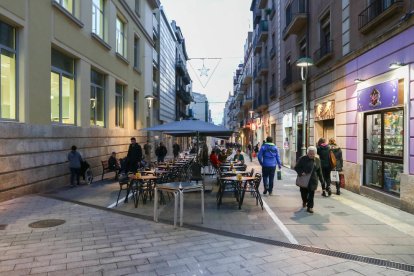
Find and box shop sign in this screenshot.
[357,79,403,112]
[314,101,335,121]
[283,113,293,127]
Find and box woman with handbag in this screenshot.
[294,146,325,213]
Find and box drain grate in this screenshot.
[0,224,7,230]
[28,219,66,228]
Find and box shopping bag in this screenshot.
[296,173,311,188]
[277,170,282,180]
[252,152,256,158]
[330,170,340,182]
[339,172,345,188]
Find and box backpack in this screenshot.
[329,150,337,170]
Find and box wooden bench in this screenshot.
[101,160,119,181]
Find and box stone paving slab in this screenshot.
[0,195,412,275]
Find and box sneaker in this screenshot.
[327,188,332,196]
[263,190,267,195]
[307,208,314,213]
[322,191,327,197]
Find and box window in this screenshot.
[51,49,75,124]
[320,13,331,49]
[116,16,127,57]
[134,36,140,69]
[0,21,16,120]
[134,91,138,129]
[135,0,140,16]
[299,38,306,57]
[92,0,104,38]
[115,83,124,128]
[90,70,105,127]
[53,0,74,14]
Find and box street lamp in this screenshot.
[296,57,313,157]
[145,95,155,162]
[249,110,254,160]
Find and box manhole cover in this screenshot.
[28,219,66,228]
[0,224,7,230]
[332,212,349,216]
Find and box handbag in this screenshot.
[295,161,314,188]
[277,170,282,180]
[330,170,340,182]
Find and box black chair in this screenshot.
[115,174,130,206]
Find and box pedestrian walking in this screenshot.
[67,145,83,187]
[329,138,343,195]
[173,142,180,159]
[155,142,167,162]
[257,137,282,196]
[247,142,253,162]
[317,138,331,197]
[126,137,143,173]
[294,146,325,213]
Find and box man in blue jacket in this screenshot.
[258,136,282,195]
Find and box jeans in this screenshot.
[300,187,315,208]
[157,156,165,162]
[262,166,276,192]
[321,166,331,191]
[70,168,80,186]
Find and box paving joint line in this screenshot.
[39,194,414,273]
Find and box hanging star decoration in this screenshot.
[198,60,210,77]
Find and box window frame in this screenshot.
[116,16,127,57]
[135,0,140,16]
[0,21,17,121]
[50,60,76,125]
[133,35,140,70]
[53,0,74,14]
[115,83,124,128]
[92,0,105,39]
[90,69,105,127]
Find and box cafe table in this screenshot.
[154,181,204,228]
[128,175,158,207]
[219,176,256,209]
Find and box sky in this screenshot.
[160,0,252,125]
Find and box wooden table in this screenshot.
[219,176,256,209]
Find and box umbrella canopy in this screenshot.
[142,119,234,138]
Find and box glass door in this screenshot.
[363,108,403,196]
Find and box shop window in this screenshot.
[0,21,16,120]
[115,83,124,128]
[364,108,403,195]
[51,49,75,124]
[92,0,104,39]
[90,69,105,127]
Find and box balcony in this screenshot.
[242,69,253,84]
[269,47,276,59]
[358,0,403,33]
[176,60,186,75]
[152,49,159,68]
[244,93,253,107]
[313,40,334,66]
[253,35,262,54]
[269,86,277,99]
[282,67,301,91]
[258,20,269,42]
[176,87,192,105]
[183,71,191,85]
[253,7,262,25]
[283,0,307,40]
[258,0,268,9]
[258,58,269,76]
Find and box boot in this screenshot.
[322,190,327,197]
[336,183,341,195]
[307,207,314,213]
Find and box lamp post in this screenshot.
[249,110,254,161]
[145,95,155,162]
[296,57,313,157]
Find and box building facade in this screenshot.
[190,92,209,122]
[0,0,159,201]
[228,0,414,213]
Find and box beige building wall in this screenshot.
[0,0,159,201]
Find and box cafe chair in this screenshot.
[115,174,130,207]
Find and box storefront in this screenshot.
[282,112,293,167]
[359,79,404,196]
[314,100,335,144]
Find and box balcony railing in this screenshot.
[254,7,262,25]
[269,47,276,59]
[313,40,334,65]
[258,58,269,75]
[253,35,262,54]
[258,20,269,42]
[282,67,301,89]
[358,0,403,33]
[176,60,186,75]
[283,0,307,40]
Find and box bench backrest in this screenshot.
[101,160,109,169]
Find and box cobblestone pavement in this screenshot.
[0,195,412,275]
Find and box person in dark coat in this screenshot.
[317,138,331,197]
[329,138,343,195]
[173,142,180,159]
[67,145,83,187]
[126,137,142,172]
[155,142,167,162]
[294,146,325,213]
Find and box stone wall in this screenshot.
[400,174,414,213]
[342,161,361,193]
[0,122,146,202]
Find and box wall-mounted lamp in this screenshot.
[354,78,365,83]
[389,62,405,69]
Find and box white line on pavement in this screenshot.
[107,193,133,209]
[262,198,298,244]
